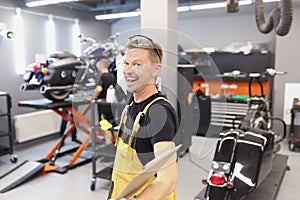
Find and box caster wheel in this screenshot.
[273,143,281,153]
[90,181,95,191]
[10,154,18,163]
[289,141,295,152]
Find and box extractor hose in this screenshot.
[255,0,293,36]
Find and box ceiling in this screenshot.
[23,0,224,15]
[21,0,299,25]
[21,0,228,24]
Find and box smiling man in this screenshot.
[108,35,179,200]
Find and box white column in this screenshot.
[140,0,178,107]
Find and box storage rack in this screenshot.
[89,99,125,191]
[0,91,17,163]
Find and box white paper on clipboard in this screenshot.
[116,144,182,199]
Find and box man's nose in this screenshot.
[123,64,134,73]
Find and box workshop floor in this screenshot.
[0,135,299,200]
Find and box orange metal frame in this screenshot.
[42,104,103,173]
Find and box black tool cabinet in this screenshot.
[288,98,300,152]
[0,91,17,163]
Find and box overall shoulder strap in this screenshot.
[141,96,169,115]
[128,97,169,147]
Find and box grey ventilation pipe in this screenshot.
[255,0,293,36]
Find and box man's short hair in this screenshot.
[97,58,110,69]
[126,36,163,64]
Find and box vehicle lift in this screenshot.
[0,98,104,193]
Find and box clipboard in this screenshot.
[116,144,182,199]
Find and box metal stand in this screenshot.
[0,91,17,163]
[18,98,93,173]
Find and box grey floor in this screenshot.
[0,135,299,200]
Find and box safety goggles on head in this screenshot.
[128,34,161,62]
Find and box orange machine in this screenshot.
[193,79,270,98]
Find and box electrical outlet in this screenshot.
[0,22,7,30]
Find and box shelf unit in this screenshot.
[89,100,125,191]
[0,91,17,163]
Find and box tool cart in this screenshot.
[89,99,125,191]
[0,91,17,163]
[288,98,300,151]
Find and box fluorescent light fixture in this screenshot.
[26,0,78,7]
[239,0,253,6]
[72,19,81,56]
[95,11,141,20]
[190,0,252,11]
[177,6,190,12]
[190,2,226,10]
[95,0,279,20]
[263,0,280,2]
[46,15,56,54]
[14,8,26,74]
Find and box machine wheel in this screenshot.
[289,141,295,152]
[273,143,281,153]
[90,181,96,191]
[42,90,70,102]
[10,154,18,163]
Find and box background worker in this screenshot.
[108,35,179,200]
[86,57,117,143]
[93,57,117,102]
[58,108,80,144]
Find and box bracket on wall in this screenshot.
[0,22,14,40]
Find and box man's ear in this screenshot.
[153,63,162,77]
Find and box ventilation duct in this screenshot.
[255,0,293,36]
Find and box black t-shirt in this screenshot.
[123,93,179,165]
[96,72,117,99]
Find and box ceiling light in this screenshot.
[94,0,280,21]
[190,2,226,10]
[177,6,190,12]
[190,0,252,11]
[263,0,280,2]
[95,11,141,21]
[26,0,78,7]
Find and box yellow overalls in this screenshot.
[109,97,176,200]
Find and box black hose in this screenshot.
[268,117,287,143]
[255,0,293,36]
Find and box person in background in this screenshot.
[93,58,117,101]
[86,57,117,143]
[108,35,179,200]
[58,108,81,144]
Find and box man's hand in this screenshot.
[84,96,94,101]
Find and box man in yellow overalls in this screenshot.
[108,35,179,200]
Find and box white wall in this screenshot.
[274,6,300,122]
[177,12,275,51]
[0,1,110,116]
[112,3,276,51]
